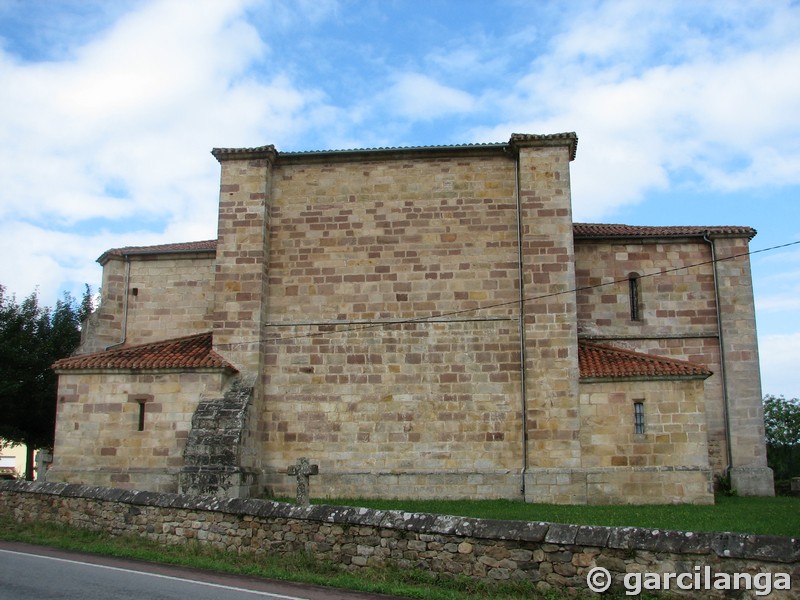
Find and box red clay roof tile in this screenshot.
[579,342,711,380]
[52,332,237,372]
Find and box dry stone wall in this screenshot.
[1,482,797,598]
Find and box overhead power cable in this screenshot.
[214,238,800,350]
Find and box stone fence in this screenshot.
[1,481,797,598]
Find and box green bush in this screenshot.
[763,395,800,481]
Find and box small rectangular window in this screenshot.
[634,401,645,434]
[137,401,146,431]
[629,275,641,321]
[129,393,153,432]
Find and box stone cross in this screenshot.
[287,457,318,506]
[35,449,52,482]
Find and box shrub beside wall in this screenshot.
[1,481,797,598]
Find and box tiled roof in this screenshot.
[98,240,217,264]
[52,332,706,381]
[574,223,756,240]
[213,132,578,162]
[52,332,237,373]
[212,141,508,162]
[579,342,712,380]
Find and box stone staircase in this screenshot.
[179,375,257,497]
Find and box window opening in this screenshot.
[634,401,645,434]
[629,274,641,321]
[129,394,153,432]
[137,401,146,432]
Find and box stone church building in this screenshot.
[51,132,774,504]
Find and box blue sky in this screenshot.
[0,0,798,398]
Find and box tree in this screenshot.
[762,394,800,482]
[0,284,92,479]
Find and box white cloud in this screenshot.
[471,1,800,221]
[1,0,799,350]
[0,0,335,302]
[0,222,111,302]
[385,73,477,121]
[754,248,800,313]
[759,332,800,399]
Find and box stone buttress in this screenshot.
[512,134,584,503]
[179,147,277,497]
[711,236,774,495]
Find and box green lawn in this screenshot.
[304,495,800,538]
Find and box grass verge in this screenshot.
[0,514,625,600]
[300,495,800,538]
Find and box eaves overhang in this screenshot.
[97,240,218,266]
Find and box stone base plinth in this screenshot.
[178,466,258,499]
[729,466,775,497]
[523,467,714,505]
[46,466,181,494]
[260,470,524,501]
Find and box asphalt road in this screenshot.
[0,542,408,600]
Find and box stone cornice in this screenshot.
[509,132,578,161]
[211,144,278,163]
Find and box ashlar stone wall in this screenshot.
[253,148,528,499]
[712,237,773,496]
[578,379,712,504]
[574,235,771,494]
[79,252,215,354]
[574,237,726,472]
[266,151,519,322]
[49,370,233,493]
[260,320,524,499]
[57,134,769,504]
